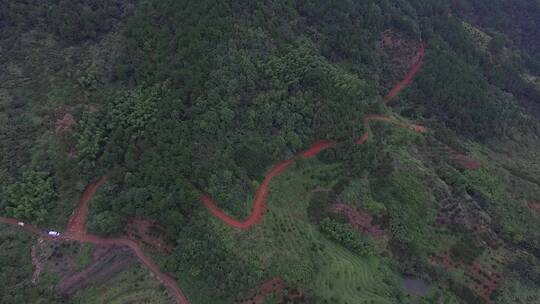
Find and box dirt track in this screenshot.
[201,115,426,231]
[0,216,190,304]
[200,44,427,230]
[1,42,426,304]
[67,176,107,234]
[384,44,425,104]
[64,180,190,304]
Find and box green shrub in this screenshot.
[320,217,375,256]
[2,170,56,224]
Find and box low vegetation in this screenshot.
[1,0,539,303]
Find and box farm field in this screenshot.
[225,159,404,303]
[1,1,540,303]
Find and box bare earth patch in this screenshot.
[450,154,482,170]
[328,203,386,238]
[55,245,136,296]
[55,106,77,133]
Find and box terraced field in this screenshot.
[312,242,398,304]
[226,158,403,303]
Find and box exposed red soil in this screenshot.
[464,261,503,302]
[0,216,190,304]
[450,154,482,170]
[55,113,77,133]
[201,159,296,230]
[68,233,189,303]
[124,217,175,255]
[328,203,386,238]
[384,44,426,104]
[356,131,370,145]
[1,41,427,304]
[528,202,540,214]
[234,277,285,304]
[67,176,107,234]
[302,140,336,158]
[201,115,426,231]
[199,45,426,230]
[378,31,424,93]
[430,248,506,303]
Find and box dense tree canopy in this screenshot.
[2,170,56,224]
[1,0,539,303]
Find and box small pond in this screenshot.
[401,276,430,295]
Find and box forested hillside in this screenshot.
[1,0,539,303]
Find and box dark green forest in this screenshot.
[1,0,540,303]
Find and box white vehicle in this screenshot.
[17,222,25,227]
[48,231,61,237]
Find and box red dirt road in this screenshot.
[302,140,336,158]
[384,44,425,104]
[67,176,107,234]
[0,216,190,304]
[64,232,189,304]
[200,44,426,230]
[1,41,426,304]
[201,158,296,230]
[2,176,190,304]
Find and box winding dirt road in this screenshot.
[200,114,426,231]
[200,44,427,230]
[1,42,426,304]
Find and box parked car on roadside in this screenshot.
[48,231,61,237]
